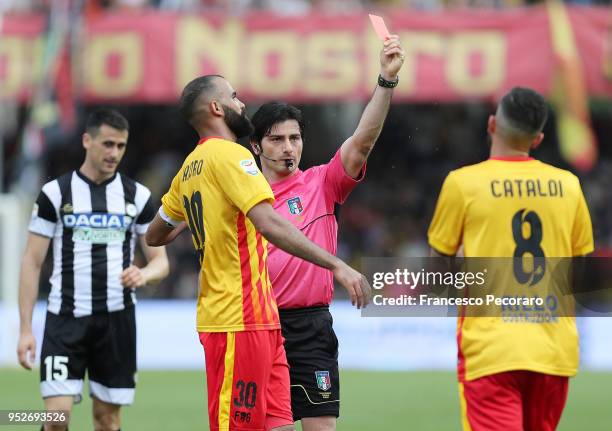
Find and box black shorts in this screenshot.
[40,307,136,405]
[279,306,339,421]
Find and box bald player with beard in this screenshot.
[146,75,371,431]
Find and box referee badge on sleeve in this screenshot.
[315,371,331,391]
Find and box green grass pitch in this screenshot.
[1,369,610,430]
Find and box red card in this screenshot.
[369,14,391,41]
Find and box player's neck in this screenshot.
[489,141,530,159]
[79,162,115,185]
[196,123,237,143]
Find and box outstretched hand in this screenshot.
[332,263,372,309]
[380,35,405,81]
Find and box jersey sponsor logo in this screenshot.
[62,213,133,244]
[287,196,303,215]
[72,228,126,243]
[239,159,259,176]
[315,370,331,391]
[63,213,133,229]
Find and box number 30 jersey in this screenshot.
[428,157,594,381]
[160,137,280,332]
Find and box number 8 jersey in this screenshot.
[428,157,594,382]
[160,137,280,332]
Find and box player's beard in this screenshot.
[222,104,254,139]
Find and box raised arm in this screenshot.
[340,35,405,178]
[17,233,51,370]
[247,201,371,309]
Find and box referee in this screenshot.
[17,109,169,431]
[249,36,404,430]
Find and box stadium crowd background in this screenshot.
[1,0,611,301]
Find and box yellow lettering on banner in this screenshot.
[247,32,299,96]
[31,38,44,83]
[398,32,445,95]
[305,32,358,96]
[176,18,241,92]
[84,34,142,97]
[0,37,29,98]
[447,32,505,95]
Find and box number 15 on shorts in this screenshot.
[44,356,69,381]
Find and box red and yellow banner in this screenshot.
[2,7,612,103]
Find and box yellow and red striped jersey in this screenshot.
[428,157,594,381]
[161,137,280,332]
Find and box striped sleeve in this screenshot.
[29,181,60,238]
[134,183,155,235]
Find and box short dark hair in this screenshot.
[498,87,548,137]
[250,102,305,144]
[179,75,224,123]
[86,108,129,136]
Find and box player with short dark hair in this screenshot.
[17,108,170,431]
[249,36,404,431]
[145,75,371,431]
[86,108,130,135]
[428,87,594,431]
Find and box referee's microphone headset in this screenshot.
[254,143,294,169]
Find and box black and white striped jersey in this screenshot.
[29,170,156,317]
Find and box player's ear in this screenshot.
[82,133,91,150]
[487,115,496,135]
[250,140,261,155]
[531,132,544,150]
[210,100,224,117]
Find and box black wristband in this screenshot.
[378,74,399,88]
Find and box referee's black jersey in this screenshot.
[29,170,156,317]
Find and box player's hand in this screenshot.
[332,262,372,309]
[121,265,147,288]
[17,332,36,370]
[380,35,405,81]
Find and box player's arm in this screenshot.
[121,236,171,288]
[248,201,371,309]
[339,35,404,178]
[17,233,51,370]
[146,172,187,246]
[145,213,187,246]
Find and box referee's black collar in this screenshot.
[76,169,118,187]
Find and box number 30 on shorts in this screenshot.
[233,380,257,408]
[43,356,69,381]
